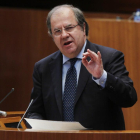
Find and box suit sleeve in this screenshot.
[26,63,46,119]
[104,50,137,107]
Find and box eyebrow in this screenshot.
[53,24,73,31]
[65,24,73,27]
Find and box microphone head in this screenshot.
[3,112,7,117]
[12,88,14,91]
[0,111,7,117]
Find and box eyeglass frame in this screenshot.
[52,24,79,36]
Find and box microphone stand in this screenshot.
[0,88,14,117]
[17,99,33,128]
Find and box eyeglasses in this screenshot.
[53,24,79,36]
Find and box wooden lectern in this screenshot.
[0,112,140,140]
[0,116,26,129]
[0,128,140,140]
[0,111,26,129]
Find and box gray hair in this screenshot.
[46,4,89,36]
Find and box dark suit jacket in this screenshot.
[26,40,137,130]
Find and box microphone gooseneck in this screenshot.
[0,88,14,104]
[0,88,15,117]
[17,99,33,128]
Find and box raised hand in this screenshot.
[82,49,103,79]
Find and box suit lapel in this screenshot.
[74,63,90,105]
[49,51,63,119]
[74,40,98,106]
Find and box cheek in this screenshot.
[53,38,61,48]
[74,30,85,41]
[74,34,83,45]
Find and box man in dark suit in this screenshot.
[26,4,137,130]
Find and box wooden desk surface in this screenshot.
[0,128,140,140]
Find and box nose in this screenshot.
[61,29,69,38]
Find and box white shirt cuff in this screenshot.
[92,70,107,88]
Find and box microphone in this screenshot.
[17,99,33,128]
[0,110,7,117]
[0,88,14,104]
[0,88,14,117]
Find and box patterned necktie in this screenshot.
[63,58,78,121]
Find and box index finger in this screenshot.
[87,49,98,60]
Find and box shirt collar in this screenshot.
[63,40,87,64]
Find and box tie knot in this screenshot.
[69,58,78,67]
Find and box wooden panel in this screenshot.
[0,8,57,111]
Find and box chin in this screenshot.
[63,47,78,57]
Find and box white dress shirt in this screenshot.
[62,40,107,98]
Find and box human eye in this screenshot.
[65,26,74,32]
[54,29,61,35]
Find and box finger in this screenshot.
[87,49,97,56]
[82,56,89,66]
[87,49,97,61]
[82,55,88,62]
[97,51,102,63]
[83,52,90,56]
[82,53,88,59]
[97,51,101,59]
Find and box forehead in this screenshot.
[50,7,77,27]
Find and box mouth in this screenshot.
[64,41,73,46]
